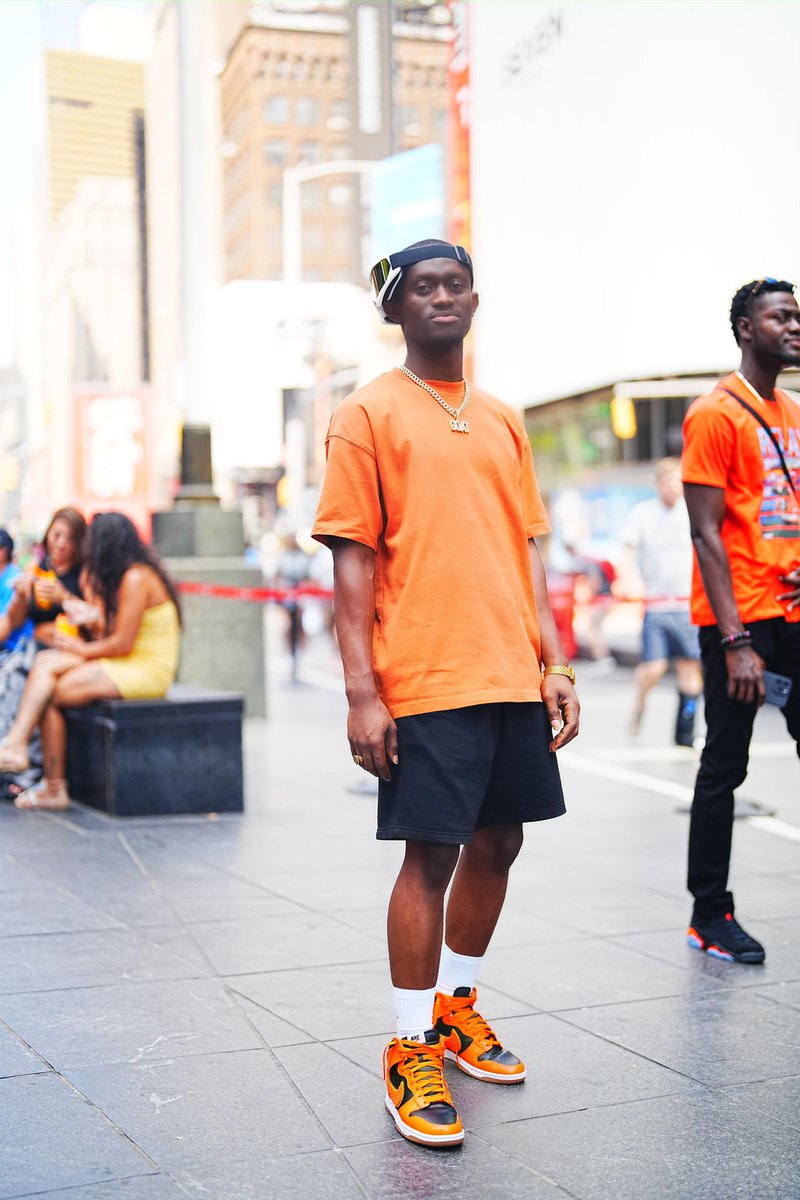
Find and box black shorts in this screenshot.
[377,702,566,844]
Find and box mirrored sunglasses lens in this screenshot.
[370,259,391,293]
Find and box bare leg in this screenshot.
[630,658,668,735]
[0,651,84,770]
[444,824,524,957]
[13,663,122,811]
[41,703,67,783]
[387,841,460,989]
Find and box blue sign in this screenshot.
[368,144,445,262]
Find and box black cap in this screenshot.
[0,529,13,557]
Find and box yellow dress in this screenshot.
[99,600,181,699]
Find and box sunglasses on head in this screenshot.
[748,277,779,301]
[370,258,404,310]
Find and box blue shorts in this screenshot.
[642,609,700,662]
[377,702,566,845]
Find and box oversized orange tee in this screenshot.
[312,369,551,717]
[682,372,800,626]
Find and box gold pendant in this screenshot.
[450,419,470,433]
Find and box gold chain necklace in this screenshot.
[399,365,471,433]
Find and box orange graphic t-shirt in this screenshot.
[682,372,800,626]
[312,369,551,718]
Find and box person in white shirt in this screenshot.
[620,458,702,745]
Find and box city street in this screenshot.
[0,634,798,1200]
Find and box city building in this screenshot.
[217,1,450,284]
[22,13,155,532]
[44,47,146,225]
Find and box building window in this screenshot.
[263,94,290,124]
[301,182,325,212]
[266,181,283,207]
[298,140,322,165]
[327,97,350,132]
[296,96,319,127]
[304,224,326,256]
[264,138,289,167]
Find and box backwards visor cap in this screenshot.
[370,243,474,325]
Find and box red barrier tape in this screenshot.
[175,579,688,607]
[176,580,333,603]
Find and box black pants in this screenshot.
[688,618,800,921]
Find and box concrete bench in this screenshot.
[65,684,244,817]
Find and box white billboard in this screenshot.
[470,1,800,407]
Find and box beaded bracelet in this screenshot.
[720,630,751,650]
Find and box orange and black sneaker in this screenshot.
[433,987,526,1084]
[382,1030,464,1147]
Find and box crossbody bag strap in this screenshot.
[718,385,798,502]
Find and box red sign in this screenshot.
[447,0,471,251]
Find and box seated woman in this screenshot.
[0,508,87,797]
[0,512,181,811]
[7,507,87,646]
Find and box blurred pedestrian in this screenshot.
[0,512,181,811]
[566,543,616,668]
[274,533,311,681]
[620,458,702,745]
[682,278,800,964]
[313,239,579,1148]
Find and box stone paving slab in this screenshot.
[478,1091,800,1200]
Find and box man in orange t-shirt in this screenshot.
[312,239,579,1148]
[682,278,800,966]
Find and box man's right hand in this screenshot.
[725,645,766,706]
[347,695,398,781]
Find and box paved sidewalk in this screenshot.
[0,650,799,1199]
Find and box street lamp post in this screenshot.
[281,159,377,287]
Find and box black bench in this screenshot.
[65,684,244,817]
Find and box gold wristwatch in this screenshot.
[543,663,576,684]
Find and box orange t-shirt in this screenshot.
[682,372,800,626]
[312,368,551,718]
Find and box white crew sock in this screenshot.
[437,944,484,997]
[393,986,437,1040]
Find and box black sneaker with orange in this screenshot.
[382,1030,464,1147]
[686,912,765,964]
[433,987,526,1083]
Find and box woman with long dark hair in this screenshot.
[0,512,181,810]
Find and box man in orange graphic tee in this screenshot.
[682,278,800,967]
[312,240,579,1148]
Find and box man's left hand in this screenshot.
[777,565,800,611]
[541,675,580,751]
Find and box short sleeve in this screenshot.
[681,398,736,488]
[520,435,551,538]
[312,404,385,551]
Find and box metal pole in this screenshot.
[282,160,377,287]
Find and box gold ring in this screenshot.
[352,754,364,766]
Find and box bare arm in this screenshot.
[329,538,398,780]
[50,567,150,660]
[529,539,580,750]
[684,482,765,705]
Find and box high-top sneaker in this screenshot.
[433,987,526,1083]
[382,1030,464,1147]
